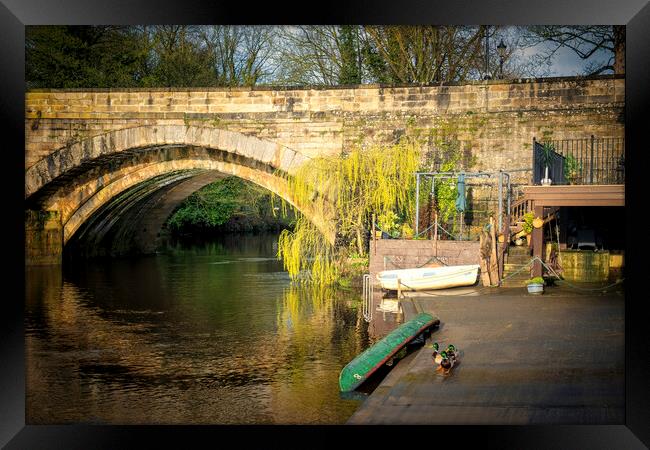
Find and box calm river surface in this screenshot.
[25,233,371,424]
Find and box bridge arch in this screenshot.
[25,124,310,198]
[25,126,335,260]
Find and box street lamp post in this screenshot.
[497,39,507,79]
[484,25,490,80]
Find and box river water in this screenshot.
[25,233,372,424]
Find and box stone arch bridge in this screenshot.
[25,75,624,265]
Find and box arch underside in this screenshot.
[27,144,335,257]
[64,169,227,258]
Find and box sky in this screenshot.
[501,26,615,78]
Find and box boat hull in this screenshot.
[339,312,439,392]
[376,264,480,291]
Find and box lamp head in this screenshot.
[497,39,507,58]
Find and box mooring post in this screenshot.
[532,205,544,277]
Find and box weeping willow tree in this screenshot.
[277,139,421,285]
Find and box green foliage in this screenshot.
[26,26,148,88]
[27,25,613,89]
[278,216,339,285]
[430,141,464,223]
[167,176,287,232]
[522,211,535,234]
[277,139,421,285]
[563,154,582,181]
[144,26,217,87]
[377,210,401,237]
[26,25,274,89]
[361,39,390,83]
[539,142,556,168]
[526,276,545,285]
[167,177,239,230]
[338,26,361,84]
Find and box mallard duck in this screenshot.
[439,351,455,372]
[431,342,442,365]
[446,344,459,362]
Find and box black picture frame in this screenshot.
[2,1,648,448]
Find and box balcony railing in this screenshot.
[533,136,625,185]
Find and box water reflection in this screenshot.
[25,234,369,424]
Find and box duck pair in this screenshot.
[431,342,459,372]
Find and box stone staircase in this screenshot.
[500,245,532,287]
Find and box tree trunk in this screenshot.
[614,25,625,75]
[356,228,364,256]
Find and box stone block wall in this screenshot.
[23,76,625,265]
[369,239,480,277]
[25,210,62,265]
[26,76,625,179]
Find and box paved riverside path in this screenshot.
[347,286,624,425]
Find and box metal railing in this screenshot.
[510,197,534,226]
[362,274,373,322]
[533,137,625,185]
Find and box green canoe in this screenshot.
[339,312,439,392]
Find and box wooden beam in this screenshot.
[559,207,568,250]
[532,206,544,278]
[523,185,624,207]
[479,231,491,287]
[489,217,499,285]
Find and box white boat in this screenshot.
[376,264,480,291]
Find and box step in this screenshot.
[504,258,530,266]
[506,260,531,267]
[503,262,531,269]
[508,247,531,256]
[506,252,531,259]
[501,271,530,278]
[502,273,531,280]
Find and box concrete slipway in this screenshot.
[347,285,624,425]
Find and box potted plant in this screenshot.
[522,211,534,245]
[525,276,545,294]
[377,211,400,238]
[563,154,582,185]
[539,142,555,186]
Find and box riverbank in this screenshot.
[347,284,624,424]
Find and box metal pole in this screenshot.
[460,212,464,240]
[484,25,489,79]
[415,173,420,236]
